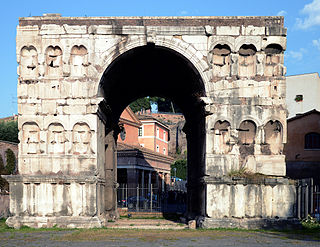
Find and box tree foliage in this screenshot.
[130,97,181,113]
[5,149,16,175]
[171,159,187,180]
[129,97,153,112]
[0,155,9,192]
[0,121,19,143]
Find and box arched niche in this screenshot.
[45,46,63,77]
[238,120,256,145]
[213,120,231,154]
[48,123,67,154]
[21,122,41,155]
[264,44,284,77]
[211,44,231,78]
[71,122,93,155]
[70,45,89,77]
[20,46,38,79]
[262,120,283,155]
[238,44,257,78]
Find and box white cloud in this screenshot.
[277,10,287,16]
[312,39,320,50]
[180,10,188,15]
[285,48,307,61]
[296,0,320,29]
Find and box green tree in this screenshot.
[5,149,16,175]
[0,155,9,192]
[156,98,181,113]
[130,97,152,112]
[0,155,4,174]
[171,159,187,180]
[0,121,19,143]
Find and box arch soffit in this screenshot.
[44,44,63,54]
[21,121,41,130]
[235,36,261,52]
[238,116,261,129]
[94,36,209,96]
[209,39,235,53]
[262,119,284,129]
[45,121,66,131]
[17,45,39,62]
[209,116,233,130]
[70,119,93,131]
[66,43,89,58]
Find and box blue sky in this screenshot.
[1,0,320,117]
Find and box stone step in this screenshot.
[107,219,188,229]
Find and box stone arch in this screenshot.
[213,120,232,154]
[21,122,41,155]
[238,44,257,78]
[261,120,283,155]
[45,45,63,77]
[94,37,210,97]
[48,123,67,154]
[19,46,38,80]
[71,122,93,155]
[70,45,89,77]
[98,44,207,218]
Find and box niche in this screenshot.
[45,46,63,77]
[262,120,282,155]
[238,120,256,145]
[70,45,89,77]
[238,44,257,78]
[48,123,67,154]
[22,122,41,154]
[211,44,231,77]
[213,120,231,154]
[264,44,284,77]
[20,46,38,79]
[72,122,93,155]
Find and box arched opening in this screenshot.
[98,44,207,219]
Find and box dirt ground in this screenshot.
[0,228,319,247]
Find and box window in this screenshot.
[163,148,166,155]
[138,127,142,136]
[156,127,159,138]
[156,145,159,152]
[305,132,320,149]
[163,131,166,141]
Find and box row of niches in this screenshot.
[21,122,94,155]
[208,43,285,79]
[19,45,89,80]
[213,119,283,155]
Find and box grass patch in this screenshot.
[0,218,71,233]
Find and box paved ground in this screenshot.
[0,229,319,247]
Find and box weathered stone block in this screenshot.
[216,26,240,36]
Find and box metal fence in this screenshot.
[117,184,187,213]
[296,178,320,220]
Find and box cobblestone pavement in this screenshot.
[0,229,319,247]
